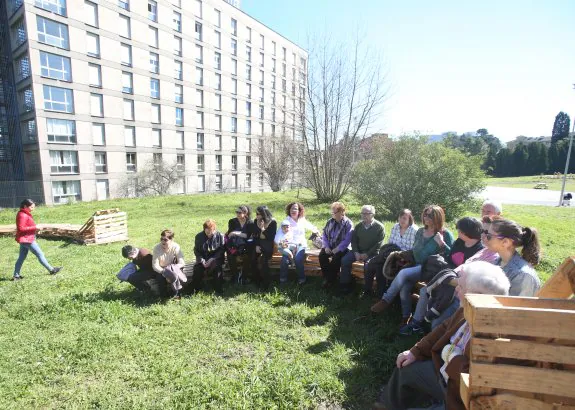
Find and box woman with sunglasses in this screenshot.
[251,205,277,290]
[226,205,255,284]
[152,229,186,298]
[371,205,454,327]
[483,218,541,296]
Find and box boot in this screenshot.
[370,299,390,314]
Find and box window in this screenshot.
[231,39,237,56]
[122,71,133,93]
[121,43,132,66]
[39,51,71,81]
[272,108,276,122]
[197,154,204,172]
[195,22,202,41]
[88,63,101,87]
[245,173,251,188]
[231,117,237,133]
[282,47,287,61]
[259,70,264,85]
[173,11,181,32]
[260,34,264,50]
[215,155,222,171]
[20,87,34,112]
[86,32,100,57]
[152,129,161,147]
[153,152,162,166]
[35,0,67,16]
[90,93,103,116]
[272,58,276,73]
[149,26,159,48]
[246,156,251,170]
[195,44,203,62]
[271,91,276,106]
[150,78,160,99]
[175,84,183,103]
[272,41,276,56]
[271,124,275,136]
[12,18,27,48]
[231,18,237,36]
[260,52,264,68]
[124,126,135,146]
[214,30,221,48]
[214,8,221,27]
[176,107,184,126]
[126,153,136,172]
[214,94,221,111]
[214,114,221,131]
[95,152,107,173]
[246,65,251,81]
[52,181,81,204]
[231,155,237,171]
[176,154,185,171]
[246,119,251,135]
[231,136,237,151]
[215,73,221,90]
[246,46,251,62]
[174,36,182,56]
[247,138,252,152]
[119,14,130,38]
[259,173,264,187]
[214,52,221,70]
[246,83,251,98]
[282,78,286,92]
[232,78,237,95]
[258,107,264,122]
[37,16,69,49]
[292,52,296,66]
[92,123,105,145]
[272,76,276,90]
[150,52,159,73]
[246,27,252,43]
[198,175,205,191]
[174,60,183,80]
[84,1,98,27]
[300,57,306,70]
[195,111,203,128]
[259,122,264,136]
[215,175,222,190]
[215,134,222,150]
[246,101,252,117]
[176,130,184,149]
[195,67,203,85]
[47,118,76,143]
[50,150,78,174]
[194,0,202,18]
[123,99,134,120]
[259,88,264,102]
[195,89,203,107]
[148,0,157,21]
[232,98,237,114]
[118,0,129,11]
[44,85,73,113]
[151,104,160,123]
[196,132,204,150]
[14,58,29,84]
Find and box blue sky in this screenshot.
[242,0,575,142]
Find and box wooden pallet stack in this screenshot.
[460,257,575,410]
[78,208,128,245]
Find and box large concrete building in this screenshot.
[0,0,307,206]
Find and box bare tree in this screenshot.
[258,133,298,192]
[117,159,184,197]
[297,33,389,202]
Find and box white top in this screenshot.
[388,223,419,251]
[274,216,317,247]
[152,242,185,273]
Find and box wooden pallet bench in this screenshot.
[460,256,575,410]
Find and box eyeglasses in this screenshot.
[160,237,169,242]
[331,210,340,215]
[482,230,505,241]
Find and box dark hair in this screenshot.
[121,245,135,258]
[456,217,483,240]
[398,209,414,226]
[161,229,174,239]
[256,205,273,224]
[203,219,216,230]
[421,205,445,233]
[285,202,305,218]
[20,199,35,208]
[236,205,251,220]
[491,219,540,266]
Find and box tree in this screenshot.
[512,144,529,176]
[117,159,184,197]
[527,142,548,175]
[494,148,513,177]
[298,33,388,202]
[351,136,485,221]
[258,133,298,192]
[551,111,571,144]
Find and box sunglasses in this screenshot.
[482,230,505,241]
[160,237,170,242]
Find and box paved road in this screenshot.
[479,186,572,207]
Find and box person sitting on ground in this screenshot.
[275,220,298,264]
[226,205,256,284]
[401,217,489,335]
[483,217,541,296]
[120,244,167,294]
[275,202,319,285]
[480,199,502,218]
[319,201,354,289]
[192,219,226,295]
[339,205,386,296]
[373,261,511,410]
[12,198,62,281]
[251,205,277,290]
[371,205,454,328]
[152,229,186,298]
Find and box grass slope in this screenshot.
[0,191,573,409]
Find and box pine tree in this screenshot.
[551,112,571,144]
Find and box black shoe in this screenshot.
[11,275,24,281]
[50,267,62,275]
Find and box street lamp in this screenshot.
[558,85,575,206]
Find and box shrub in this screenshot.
[351,135,486,220]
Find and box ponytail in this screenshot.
[520,227,540,266]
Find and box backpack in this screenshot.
[424,268,458,323]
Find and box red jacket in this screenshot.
[15,208,36,244]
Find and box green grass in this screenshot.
[0,191,573,409]
[486,175,575,191]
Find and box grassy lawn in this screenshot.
[486,175,575,191]
[0,191,573,409]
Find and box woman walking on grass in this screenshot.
[12,199,62,281]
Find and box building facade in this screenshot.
[0,0,307,206]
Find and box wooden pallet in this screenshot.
[460,257,575,410]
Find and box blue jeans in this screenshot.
[279,247,306,282]
[339,251,359,284]
[382,265,422,318]
[13,241,53,276]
